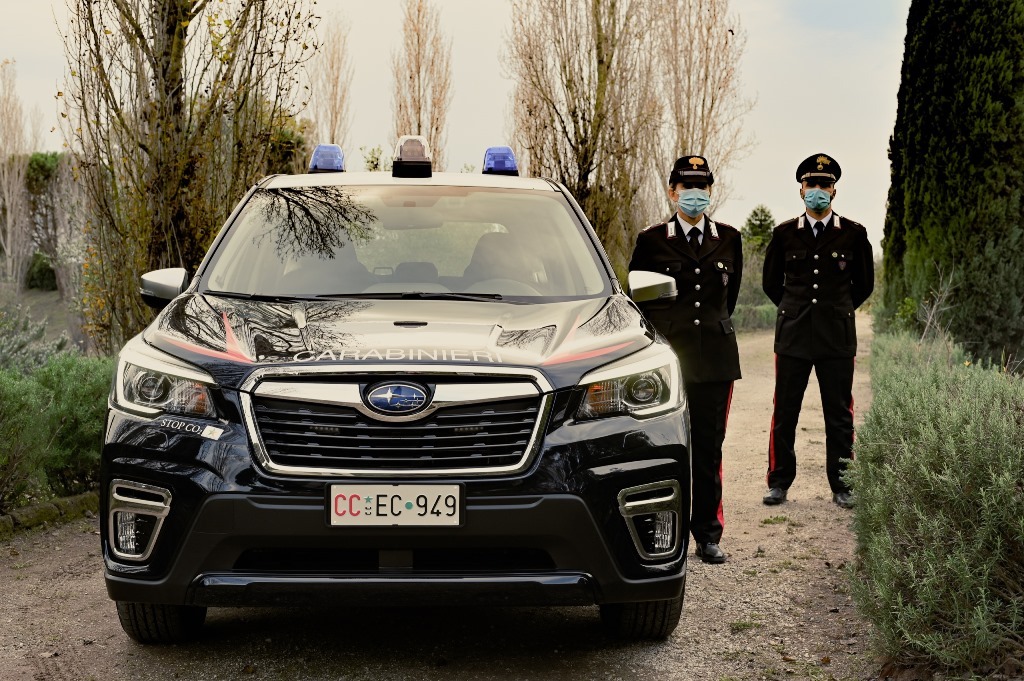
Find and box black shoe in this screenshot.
[762,487,787,505]
[832,492,854,509]
[696,542,726,564]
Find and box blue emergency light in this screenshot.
[482,146,519,176]
[309,144,345,173]
[392,135,432,178]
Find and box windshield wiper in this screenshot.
[316,291,520,303]
[203,290,312,302]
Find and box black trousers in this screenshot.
[767,353,855,494]
[683,380,734,545]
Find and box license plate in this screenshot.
[327,484,461,526]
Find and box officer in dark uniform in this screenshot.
[629,155,742,564]
[761,153,873,509]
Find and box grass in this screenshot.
[729,619,763,634]
[761,515,789,525]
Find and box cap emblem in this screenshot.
[689,157,705,169]
[817,156,831,165]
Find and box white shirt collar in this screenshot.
[804,210,833,228]
[676,214,705,234]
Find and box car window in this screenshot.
[203,185,611,301]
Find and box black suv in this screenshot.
[102,140,690,643]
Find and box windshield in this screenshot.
[202,184,611,302]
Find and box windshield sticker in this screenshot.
[292,348,504,363]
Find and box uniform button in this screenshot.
[812,298,818,304]
[695,268,701,274]
[814,254,820,260]
[695,285,701,291]
[694,319,701,326]
[695,302,701,308]
[813,284,819,289]
[813,269,819,275]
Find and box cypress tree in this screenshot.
[741,204,774,251]
[883,0,1024,362]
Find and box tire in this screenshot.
[115,601,207,644]
[600,575,685,640]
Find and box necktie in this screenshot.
[688,227,701,249]
[813,221,822,240]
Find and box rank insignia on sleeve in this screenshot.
[722,273,729,286]
[839,261,847,271]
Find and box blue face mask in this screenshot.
[803,187,832,212]
[677,188,710,218]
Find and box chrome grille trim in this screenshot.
[254,381,540,423]
[239,364,553,478]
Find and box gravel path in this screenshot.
[0,320,877,681]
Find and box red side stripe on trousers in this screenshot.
[849,358,856,457]
[718,382,735,533]
[767,354,778,484]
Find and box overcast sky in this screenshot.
[3,0,910,249]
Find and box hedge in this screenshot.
[849,333,1024,675]
[0,354,114,514]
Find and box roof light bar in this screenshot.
[482,146,519,176]
[309,144,345,173]
[392,135,432,178]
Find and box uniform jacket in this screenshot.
[762,213,874,360]
[629,214,742,383]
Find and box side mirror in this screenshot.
[627,271,677,304]
[140,268,189,310]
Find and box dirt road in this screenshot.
[0,320,876,681]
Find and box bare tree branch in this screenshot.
[391,0,452,170]
[0,60,32,294]
[310,17,353,147]
[506,0,661,276]
[61,0,320,349]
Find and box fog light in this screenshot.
[631,511,678,556]
[617,480,682,561]
[108,480,171,562]
[114,511,159,557]
[653,511,675,552]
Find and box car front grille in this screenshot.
[250,393,545,474]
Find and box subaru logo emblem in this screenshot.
[365,383,429,414]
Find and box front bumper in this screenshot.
[102,396,690,608]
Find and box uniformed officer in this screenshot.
[761,153,873,509]
[629,155,742,564]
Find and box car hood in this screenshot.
[144,294,654,390]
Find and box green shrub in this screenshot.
[0,369,53,514]
[736,239,771,308]
[0,304,68,374]
[32,354,115,496]
[25,252,58,291]
[732,303,776,332]
[849,333,1024,674]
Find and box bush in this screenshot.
[25,252,58,291]
[849,333,1024,675]
[0,369,53,514]
[0,354,113,511]
[32,354,115,496]
[732,303,776,332]
[0,304,68,374]
[736,239,771,308]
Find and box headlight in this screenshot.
[114,338,217,418]
[576,343,683,419]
